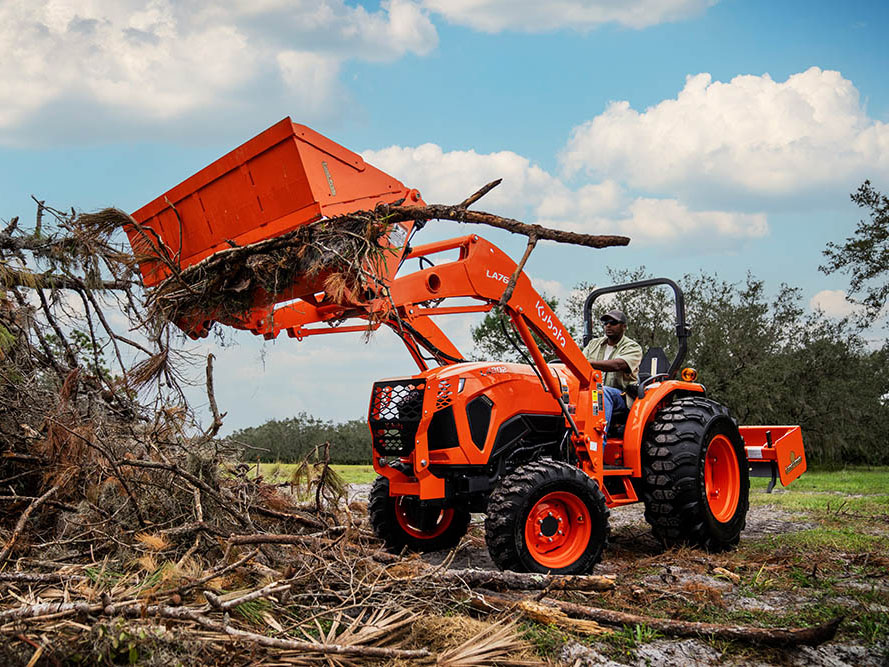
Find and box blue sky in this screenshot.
[1,0,887,431]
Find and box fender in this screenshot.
[621,380,705,475]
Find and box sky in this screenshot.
[1,0,887,433]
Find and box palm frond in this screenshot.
[437,619,527,666]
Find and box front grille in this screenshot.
[369,379,426,456]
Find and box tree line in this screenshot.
[233,414,371,464]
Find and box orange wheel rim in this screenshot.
[394,500,454,539]
[704,434,740,522]
[524,491,592,569]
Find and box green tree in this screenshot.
[45,328,113,381]
[233,413,371,464]
[821,180,889,324]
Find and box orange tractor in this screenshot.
[128,118,807,574]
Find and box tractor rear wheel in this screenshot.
[368,476,470,553]
[641,396,750,551]
[485,460,609,574]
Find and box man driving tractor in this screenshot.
[582,309,643,437]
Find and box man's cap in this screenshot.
[600,309,627,324]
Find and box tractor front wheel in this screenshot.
[368,476,470,553]
[641,396,750,551]
[485,460,609,574]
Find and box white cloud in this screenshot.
[530,277,569,301]
[362,143,561,220]
[276,51,343,114]
[421,0,715,32]
[365,142,767,247]
[537,180,624,220]
[539,196,768,245]
[561,68,889,199]
[809,289,862,318]
[0,0,437,144]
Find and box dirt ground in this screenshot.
[350,483,889,666]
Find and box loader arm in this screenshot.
[238,235,596,380]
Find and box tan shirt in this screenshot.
[582,334,643,390]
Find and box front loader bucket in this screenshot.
[128,117,422,288]
[740,425,806,489]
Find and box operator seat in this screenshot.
[637,346,669,385]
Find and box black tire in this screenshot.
[368,476,470,553]
[640,396,750,551]
[484,460,609,575]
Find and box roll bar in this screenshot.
[581,278,690,380]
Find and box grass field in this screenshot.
[750,466,889,527]
[255,462,889,494]
[254,462,376,485]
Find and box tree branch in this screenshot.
[476,592,842,647]
[0,266,130,291]
[0,484,62,566]
[390,204,630,249]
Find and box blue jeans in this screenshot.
[601,386,626,447]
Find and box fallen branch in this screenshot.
[176,550,259,595]
[118,459,251,529]
[201,353,225,440]
[0,572,87,584]
[429,568,615,592]
[228,533,333,548]
[0,265,130,292]
[0,600,101,622]
[499,232,537,307]
[476,592,842,647]
[247,506,326,530]
[205,578,293,612]
[0,496,79,512]
[0,484,62,566]
[389,204,630,249]
[476,597,609,636]
[457,179,502,209]
[0,598,430,660]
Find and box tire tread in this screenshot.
[640,397,750,551]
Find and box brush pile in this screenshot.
[0,201,551,664]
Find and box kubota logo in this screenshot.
[785,450,803,474]
[535,300,567,348]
